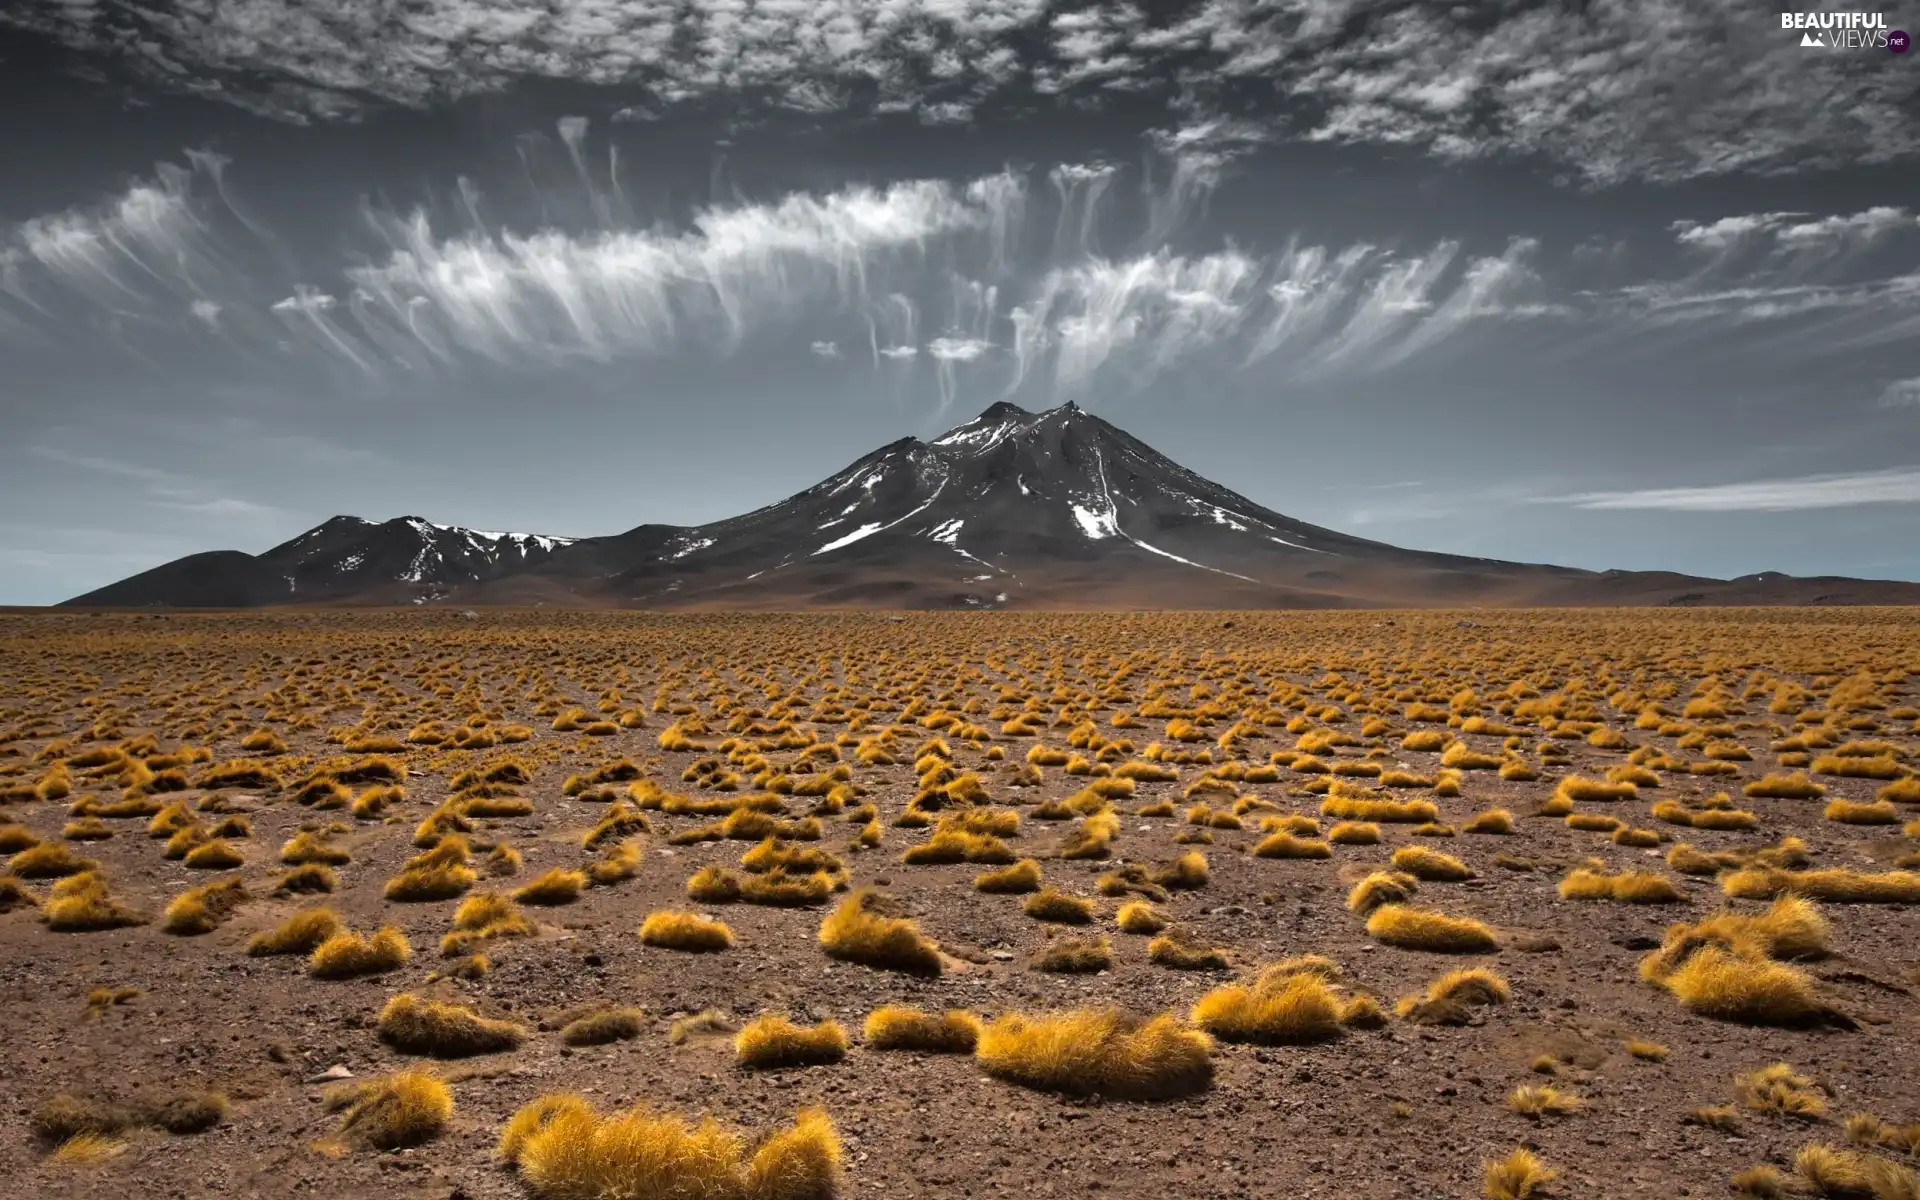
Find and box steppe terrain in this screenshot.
[1,608,1917,1200]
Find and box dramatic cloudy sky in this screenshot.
[2,0,1918,604]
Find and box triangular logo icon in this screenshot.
[1800,30,1822,45]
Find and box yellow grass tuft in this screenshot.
[1744,771,1826,799]
[1253,830,1332,858]
[1190,971,1344,1044]
[1365,904,1498,953]
[42,871,146,931]
[975,1009,1213,1100]
[1659,945,1827,1025]
[501,1097,841,1200]
[640,910,735,951]
[161,877,247,935]
[1464,809,1514,834]
[377,992,525,1057]
[1391,845,1474,881]
[1735,1063,1826,1118]
[1558,867,1685,903]
[974,858,1042,893]
[817,889,941,975]
[1347,870,1419,915]
[1483,1147,1556,1200]
[560,1008,646,1047]
[1723,866,1920,904]
[247,907,343,956]
[1508,1085,1583,1117]
[311,926,411,979]
[862,1006,981,1053]
[514,868,588,906]
[1824,798,1900,825]
[735,1016,849,1069]
[332,1071,453,1149]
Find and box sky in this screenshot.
[2,0,1918,606]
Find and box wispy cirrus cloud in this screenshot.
[1542,468,1920,513]
[5,0,1917,186]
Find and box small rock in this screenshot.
[307,1065,354,1083]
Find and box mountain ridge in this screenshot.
[59,403,1920,609]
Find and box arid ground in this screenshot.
[1,608,1917,1200]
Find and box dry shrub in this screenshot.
[1558,868,1685,903]
[1397,968,1511,1025]
[311,926,411,979]
[1735,1063,1827,1119]
[862,1006,980,1053]
[1508,1085,1583,1117]
[688,865,743,903]
[1032,934,1112,973]
[10,843,98,879]
[378,993,524,1057]
[1724,867,1920,904]
[640,910,735,952]
[1328,820,1381,844]
[974,1009,1213,1100]
[1484,1147,1556,1200]
[1391,846,1474,882]
[247,907,343,956]
[1254,831,1332,859]
[42,871,146,931]
[1824,799,1900,825]
[161,877,247,935]
[1464,809,1513,834]
[515,868,588,906]
[500,1097,842,1200]
[1147,931,1230,970]
[561,1008,646,1047]
[1115,901,1167,934]
[1744,772,1826,800]
[974,858,1042,893]
[1023,887,1095,924]
[274,864,337,895]
[1365,904,1497,953]
[735,1017,848,1069]
[1190,970,1344,1044]
[332,1072,452,1150]
[1657,945,1827,1026]
[1347,870,1418,916]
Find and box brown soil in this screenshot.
[0,608,1916,1200]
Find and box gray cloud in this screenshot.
[1542,468,1920,513]
[6,1,1916,185]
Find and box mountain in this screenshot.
[60,402,1920,609]
[63,515,576,607]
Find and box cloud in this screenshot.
[809,339,841,358]
[25,444,287,521]
[345,173,1017,366]
[1542,468,1920,512]
[6,0,1916,184]
[1880,378,1920,409]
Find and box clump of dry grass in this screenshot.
[1023,887,1095,924]
[1328,820,1381,844]
[1734,1063,1827,1119]
[1824,798,1900,825]
[500,1097,842,1200]
[1115,901,1167,934]
[1032,934,1113,973]
[1148,930,1230,970]
[378,993,525,1057]
[442,892,536,956]
[330,1072,452,1150]
[10,843,99,879]
[1791,1143,1920,1198]
[1365,904,1498,953]
[279,830,350,866]
[640,910,735,952]
[1558,867,1685,903]
[161,877,247,935]
[1654,944,1828,1026]
[1723,866,1920,904]
[42,871,146,931]
[1254,830,1332,858]
[1190,970,1345,1044]
[1396,967,1511,1025]
[974,1009,1213,1100]
[514,868,588,906]
[736,1016,849,1069]
[1464,809,1514,835]
[1483,1147,1556,1200]
[274,863,337,895]
[1391,845,1474,882]
[1508,1085,1583,1118]
[311,926,411,979]
[1347,870,1418,916]
[247,907,343,956]
[1744,772,1826,800]
[560,1008,646,1047]
[863,1006,981,1053]
[1624,1038,1668,1061]
[974,858,1042,893]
